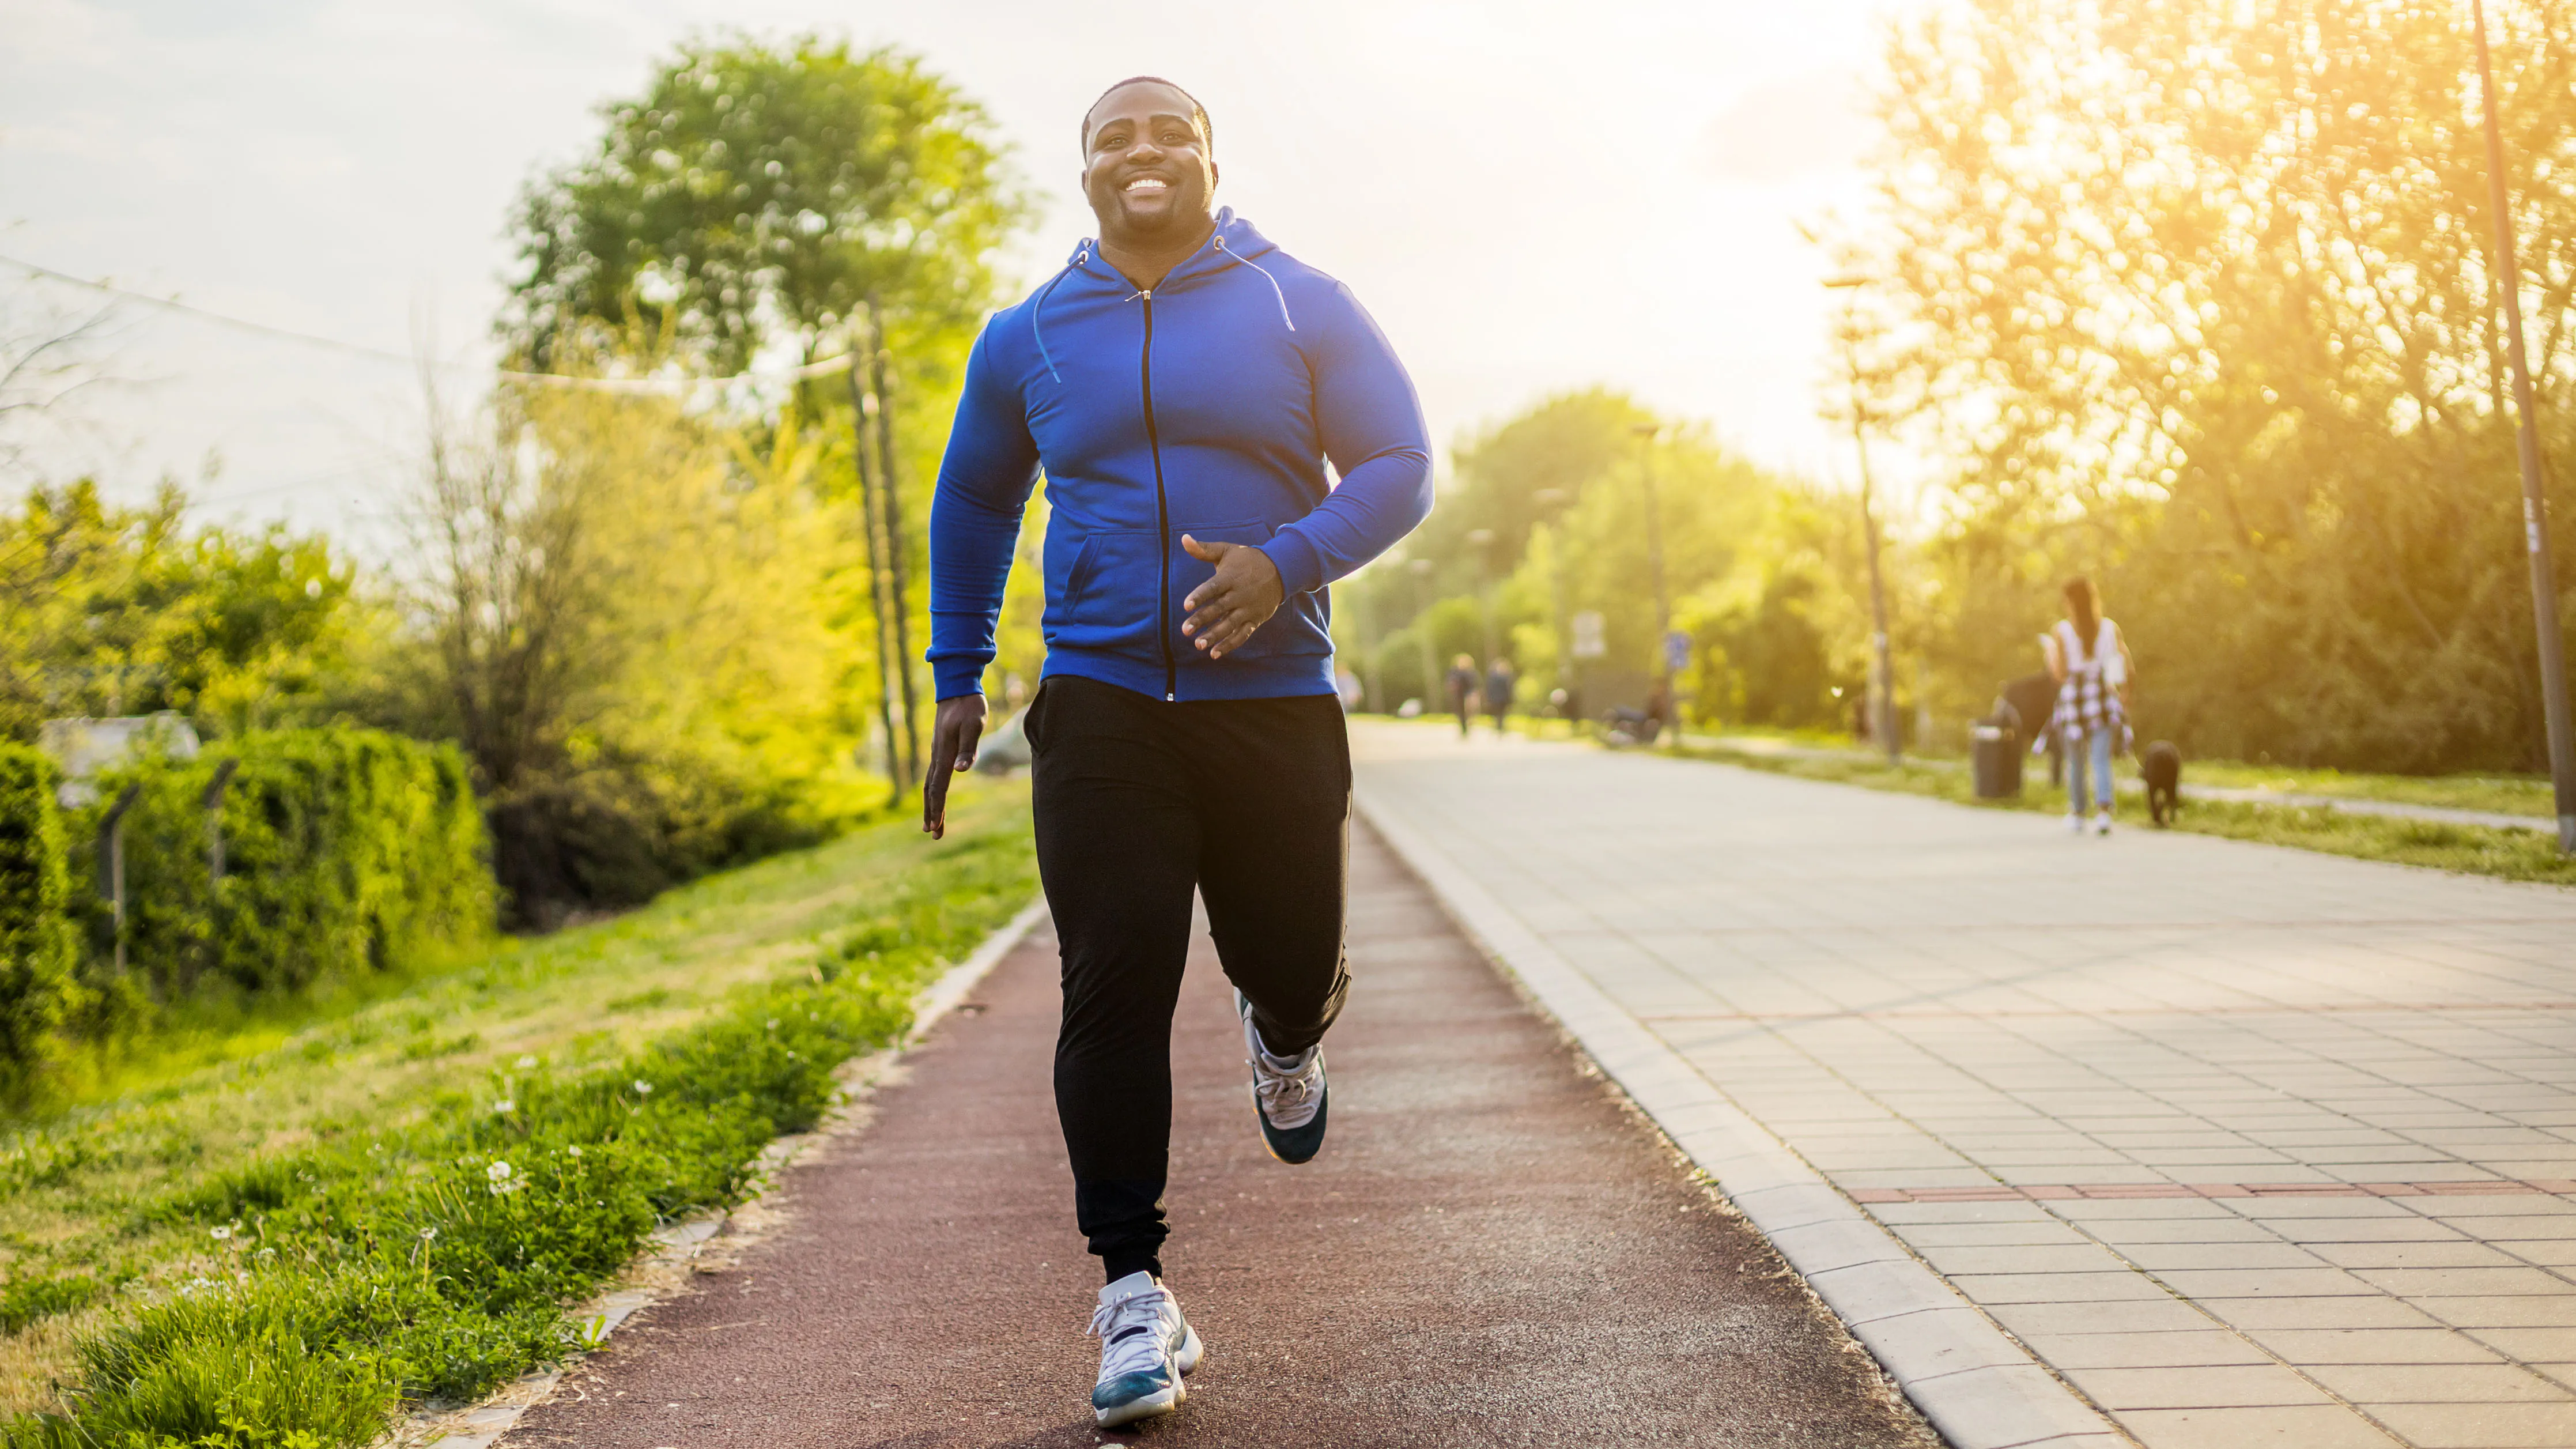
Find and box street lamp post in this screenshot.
[1631,423,1676,730]
[1533,487,1576,735]
[1408,556,1440,713]
[2472,0,2576,854]
[1467,527,1500,666]
[1825,275,1902,765]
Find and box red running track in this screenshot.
[506,823,1935,1448]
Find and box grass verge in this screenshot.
[1667,741,2576,887]
[0,780,1035,1447]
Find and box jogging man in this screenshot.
[920,77,1431,1427]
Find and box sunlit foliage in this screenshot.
[1865,0,2576,769]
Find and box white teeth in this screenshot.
[1125,178,1168,191]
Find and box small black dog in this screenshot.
[2140,741,2183,827]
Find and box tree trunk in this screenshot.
[845,356,905,806]
[867,295,923,790]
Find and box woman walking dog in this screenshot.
[2040,578,2133,835]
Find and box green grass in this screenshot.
[1664,739,2576,886]
[2173,759,2555,818]
[0,780,1036,1445]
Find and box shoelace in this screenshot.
[1251,1047,1323,1126]
[1088,1284,1175,1380]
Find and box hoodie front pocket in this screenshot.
[1047,529,1159,656]
[1174,519,1323,662]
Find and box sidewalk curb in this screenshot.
[384,896,1050,1449]
[1354,788,2131,1449]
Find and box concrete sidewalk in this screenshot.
[503,823,1936,1448]
[1354,722,2576,1449]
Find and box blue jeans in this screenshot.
[2067,727,2116,814]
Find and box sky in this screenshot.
[1,0,1927,556]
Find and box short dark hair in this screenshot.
[1081,76,1213,157]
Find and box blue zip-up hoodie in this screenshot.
[927,209,1433,703]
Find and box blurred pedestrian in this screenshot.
[2039,577,2132,835]
[1445,654,1480,737]
[1485,658,1517,735]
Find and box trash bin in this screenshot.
[1972,720,2023,799]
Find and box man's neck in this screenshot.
[1097,216,1217,293]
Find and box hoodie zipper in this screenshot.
[1139,289,1177,701]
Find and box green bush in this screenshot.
[1,854,1018,1448]
[82,729,492,1005]
[0,746,78,1093]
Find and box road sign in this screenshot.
[1570,611,1606,659]
[1664,630,1691,671]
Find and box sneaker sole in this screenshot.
[1091,1322,1202,1428]
[1094,1380,1182,1429]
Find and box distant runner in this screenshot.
[921,76,1432,1428]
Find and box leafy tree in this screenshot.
[1859,0,2576,769]
[404,368,879,923]
[500,34,1029,783]
[0,480,357,741]
[503,35,1024,374]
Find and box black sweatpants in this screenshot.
[1026,674,1351,1284]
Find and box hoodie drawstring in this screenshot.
[1211,235,1296,333]
[1031,244,1089,382]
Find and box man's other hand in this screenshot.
[1179,535,1285,660]
[923,695,988,839]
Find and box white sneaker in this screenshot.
[1237,990,1328,1164]
[1087,1271,1203,1428]
[2094,809,2113,836]
[2065,812,2085,834]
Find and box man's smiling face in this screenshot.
[1080,80,1217,246]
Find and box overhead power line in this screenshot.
[0,251,855,392]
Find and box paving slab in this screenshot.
[1353,722,2576,1449]
[500,822,1936,1448]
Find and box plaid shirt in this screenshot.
[2041,618,2130,750]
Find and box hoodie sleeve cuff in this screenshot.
[932,659,988,701]
[1259,531,1327,597]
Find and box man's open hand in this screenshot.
[1180,535,1285,660]
[923,695,987,839]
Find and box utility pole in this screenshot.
[2473,0,2576,853]
[1825,276,1902,764]
[1632,423,1676,729]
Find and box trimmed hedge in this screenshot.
[0,746,77,1092]
[82,729,493,1005]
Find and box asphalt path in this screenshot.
[506,823,1936,1448]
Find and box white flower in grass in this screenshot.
[209,1225,232,1242]
[516,1055,538,1069]
[632,1080,653,1096]
[420,1228,437,1241]
[486,1160,520,1195]
[565,1145,582,1157]
[766,1018,779,1031]
[492,1099,515,1115]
